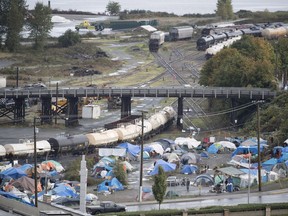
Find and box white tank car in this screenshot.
[86,129,119,146]
[114,124,141,141]
[162,106,177,119]
[148,112,168,130]
[4,140,51,156]
[137,119,153,135]
[0,145,6,157]
[261,27,288,39]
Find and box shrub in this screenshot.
[58,29,81,47]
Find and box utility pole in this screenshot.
[33,117,38,207]
[257,102,262,192]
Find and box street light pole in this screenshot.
[33,117,38,207]
[138,110,147,203]
[257,102,262,192]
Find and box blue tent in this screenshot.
[149,159,176,175]
[97,177,124,192]
[181,165,198,174]
[0,167,27,179]
[207,143,222,154]
[278,153,288,163]
[118,142,140,157]
[200,151,209,158]
[231,146,259,157]
[52,185,78,198]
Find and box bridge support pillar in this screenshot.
[121,96,131,118]
[13,98,25,123]
[65,97,79,127]
[41,97,53,124]
[177,97,183,129]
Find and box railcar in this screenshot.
[4,140,51,157]
[86,129,119,147]
[169,26,193,41]
[149,31,165,52]
[114,124,141,141]
[261,26,288,39]
[48,134,89,155]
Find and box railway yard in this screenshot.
[1,16,288,214]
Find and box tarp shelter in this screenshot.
[11,176,36,193]
[155,138,176,151]
[162,153,179,163]
[228,155,250,168]
[232,146,259,157]
[175,137,201,149]
[181,165,198,174]
[117,142,140,157]
[181,153,199,165]
[97,177,124,192]
[200,151,209,158]
[99,148,126,157]
[241,137,267,146]
[42,160,64,172]
[17,164,33,172]
[52,185,78,198]
[145,143,164,155]
[216,166,246,177]
[0,190,33,206]
[0,167,27,179]
[149,159,176,175]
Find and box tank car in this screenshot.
[86,129,119,146]
[149,31,165,52]
[114,124,141,141]
[261,26,288,40]
[48,134,89,155]
[169,26,193,41]
[224,30,243,38]
[196,35,215,51]
[4,140,51,157]
[240,27,262,37]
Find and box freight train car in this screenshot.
[149,31,165,52]
[169,26,193,41]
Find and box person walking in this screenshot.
[186,178,190,192]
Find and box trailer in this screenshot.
[169,26,193,41]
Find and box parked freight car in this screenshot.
[169,26,193,41]
[149,31,165,52]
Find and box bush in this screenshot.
[58,29,81,47]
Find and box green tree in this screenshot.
[152,166,167,210]
[58,29,81,47]
[276,38,288,88]
[26,2,53,50]
[0,0,26,51]
[5,0,26,52]
[106,1,121,16]
[215,0,234,20]
[113,160,128,186]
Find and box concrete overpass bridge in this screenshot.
[0,87,278,126]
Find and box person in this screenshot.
[186,178,190,192]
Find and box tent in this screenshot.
[181,164,198,174]
[181,153,199,165]
[42,160,64,172]
[228,155,250,168]
[117,142,140,157]
[215,141,236,150]
[0,167,27,179]
[194,174,214,186]
[97,177,124,192]
[162,153,179,163]
[207,143,223,154]
[155,138,176,151]
[175,137,201,149]
[146,143,164,155]
[52,185,78,198]
[200,151,209,158]
[149,159,176,175]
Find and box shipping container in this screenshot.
[82,105,101,119]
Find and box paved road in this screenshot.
[125,188,288,212]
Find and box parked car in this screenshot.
[166,176,180,186]
[86,201,126,215]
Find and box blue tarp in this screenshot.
[97,177,124,192]
[278,153,288,163]
[0,191,33,206]
[149,159,176,175]
[18,164,33,172]
[0,167,27,179]
[181,165,198,174]
[232,146,259,157]
[207,143,222,154]
[52,185,78,198]
[200,151,209,158]
[118,142,140,157]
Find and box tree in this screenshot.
[26,2,53,50]
[152,166,167,210]
[215,0,234,20]
[0,0,26,51]
[106,1,121,16]
[114,160,128,186]
[58,29,81,47]
[5,0,26,52]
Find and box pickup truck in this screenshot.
[86,201,126,215]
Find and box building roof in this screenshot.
[136,25,157,32]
